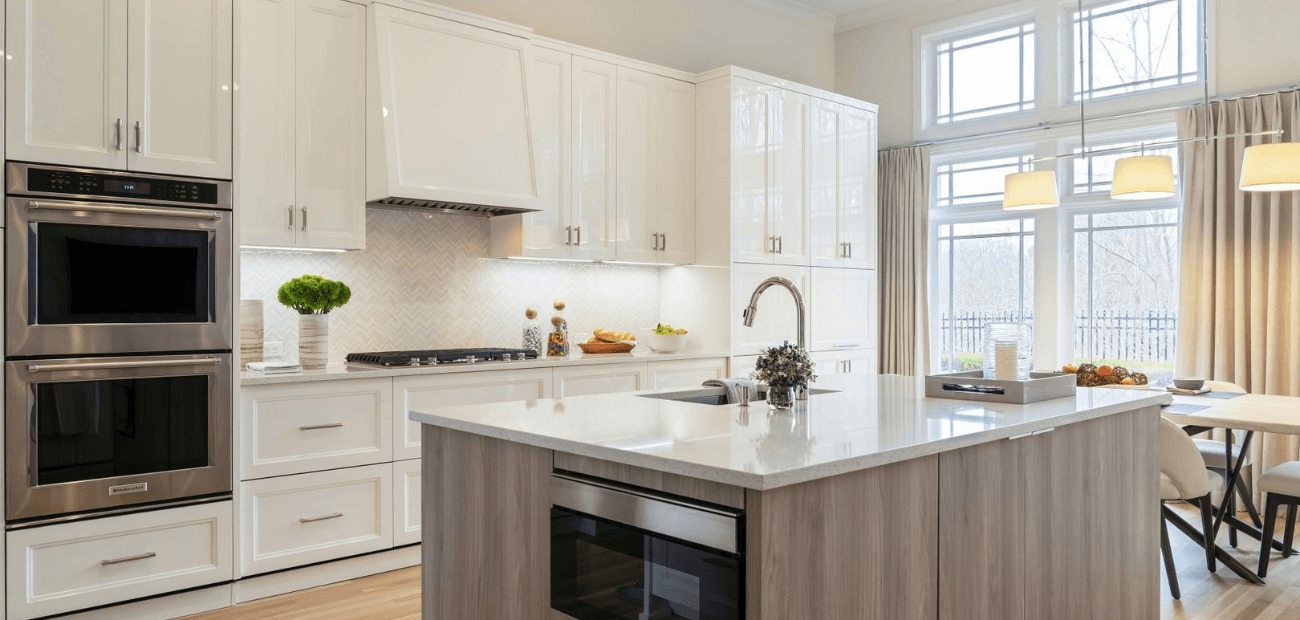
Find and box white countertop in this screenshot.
[408,373,1172,490]
[240,349,731,386]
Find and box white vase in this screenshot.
[299,314,329,369]
[240,299,264,369]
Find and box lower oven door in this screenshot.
[6,354,232,522]
[550,474,743,620]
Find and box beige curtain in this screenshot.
[1176,90,1300,501]
[878,146,931,376]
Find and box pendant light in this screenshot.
[1111,147,1176,200]
[1003,171,1060,210]
[1240,142,1300,192]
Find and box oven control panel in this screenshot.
[25,167,221,205]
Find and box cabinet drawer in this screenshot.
[393,369,552,460]
[6,502,233,620]
[240,464,392,576]
[647,358,728,389]
[393,459,422,547]
[241,378,393,479]
[553,363,648,397]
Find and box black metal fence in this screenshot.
[940,310,1178,364]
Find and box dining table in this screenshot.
[1158,383,1300,584]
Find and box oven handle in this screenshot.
[551,473,741,554]
[26,358,223,373]
[28,200,223,221]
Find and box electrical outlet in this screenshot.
[263,341,284,359]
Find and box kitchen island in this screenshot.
[410,373,1170,620]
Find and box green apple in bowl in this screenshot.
[642,324,689,353]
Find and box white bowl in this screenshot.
[642,332,689,353]
[1173,377,1205,391]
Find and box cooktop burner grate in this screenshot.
[344,348,539,367]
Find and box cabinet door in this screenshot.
[236,0,297,247]
[392,369,552,461]
[392,459,422,547]
[810,267,876,352]
[514,47,572,259]
[127,0,233,178]
[840,105,877,269]
[6,0,129,170]
[570,56,618,261]
[655,76,695,264]
[809,99,843,267]
[770,89,811,266]
[648,358,727,390]
[731,79,774,265]
[731,263,812,356]
[615,66,659,263]
[553,363,648,397]
[296,0,365,250]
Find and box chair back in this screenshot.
[1161,417,1213,499]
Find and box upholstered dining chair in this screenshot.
[1190,381,1262,546]
[1160,416,1222,599]
[1257,461,1300,578]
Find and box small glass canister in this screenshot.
[983,322,1032,381]
[523,308,543,356]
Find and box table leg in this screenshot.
[1164,504,1265,585]
[1212,431,1254,541]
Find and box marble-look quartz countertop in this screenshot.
[240,349,731,386]
[409,373,1173,490]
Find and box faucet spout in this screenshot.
[741,277,806,351]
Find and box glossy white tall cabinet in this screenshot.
[810,267,877,352]
[7,0,232,177]
[731,79,811,266]
[616,66,695,264]
[238,0,366,250]
[811,100,877,269]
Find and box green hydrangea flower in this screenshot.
[277,274,352,315]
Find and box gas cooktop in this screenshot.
[344,348,539,367]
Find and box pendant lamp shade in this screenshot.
[1003,170,1059,210]
[1239,143,1300,192]
[1111,155,1176,200]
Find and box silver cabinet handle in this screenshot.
[769,237,775,253]
[115,118,124,151]
[101,552,156,566]
[301,207,308,232]
[288,206,295,230]
[134,121,142,153]
[300,512,343,524]
[653,232,660,251]
[1008,431,1035,441]
[565,226,572,246]
[1032,427,1055,436]
[777,236,783,254]
[847,242,852,259]
[299,423,343,431]
[28,357,221,373]
[29,200,222,221]
[661,233,666,252]
[575,226,581,246]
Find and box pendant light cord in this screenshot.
[1079,0,1087,153]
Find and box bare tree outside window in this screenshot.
[1075,0,1201,101]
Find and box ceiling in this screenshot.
[749,0,960,33]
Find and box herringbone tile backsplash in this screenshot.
[241,209,662,364]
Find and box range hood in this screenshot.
[367,2,544,217]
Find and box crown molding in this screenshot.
[734,0,838,33]
[835,0,957,33]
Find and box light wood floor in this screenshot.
[180,504,1298,620]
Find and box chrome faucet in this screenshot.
[741,276,806,351]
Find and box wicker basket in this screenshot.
[577,341,635,354]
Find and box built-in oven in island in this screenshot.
[5,162,232,358]
[5,353,232,522]
[550,473,744,620]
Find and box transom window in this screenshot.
[935,21,1036,124]
[935,154,1034,208]
[1071,137,1178,194]
[1073,0,1201,101]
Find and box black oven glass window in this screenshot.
[551,507,742,620]
[35,376,210,486]
[34,223,211,324]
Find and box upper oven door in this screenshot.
[6,197,233,357]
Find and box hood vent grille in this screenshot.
[366,197,530,218]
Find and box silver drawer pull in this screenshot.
[299,423,343,431]
[1008,431,1035,441]
[27,357,221,373]
[101,552,156,566]
[1032,427,1055,436]
[300,512,344,524]
[29,200,223,221]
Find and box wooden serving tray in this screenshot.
[577,341,635,354]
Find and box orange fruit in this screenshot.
[1096,365,1114,377]
[1062,364,1079,373]
[1120,377,1136,385]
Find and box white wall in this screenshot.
[835,0,1300,148]
[432,0,837,90]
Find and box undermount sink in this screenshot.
[638,386,840,406]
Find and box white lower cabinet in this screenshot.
[392,368,552,461]
[813,349,877,376]
[554,363,649,397]
[810,267,877,352]
[392,459,421,547]
[240,464,392,577]
[240,378,393,479]
[6,501,233,620]
[647,358,728,389]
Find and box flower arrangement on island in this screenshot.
[750,342,817,408]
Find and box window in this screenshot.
[936,219,1035,371]
[1073,208,1179,381]
[1073,0,1202,102]
[935,21,1036,124]
[1071,137,1178,195]
[935,154,1034,208]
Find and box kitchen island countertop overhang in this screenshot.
[408,373,1172,490]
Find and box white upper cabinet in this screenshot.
[811,99,877,269]
[616,66,695,264]
[730,79,811,266]
[7,0,231,177]
[810,267,877,352]
[238,0,365,250]
[368,3,542,212]
[732,263,813,356]
[6,0,129,170]
[507,47,571,259]
[570,56,618,260]
[127,0,233,178]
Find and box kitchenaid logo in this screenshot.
[108,483,148,496]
